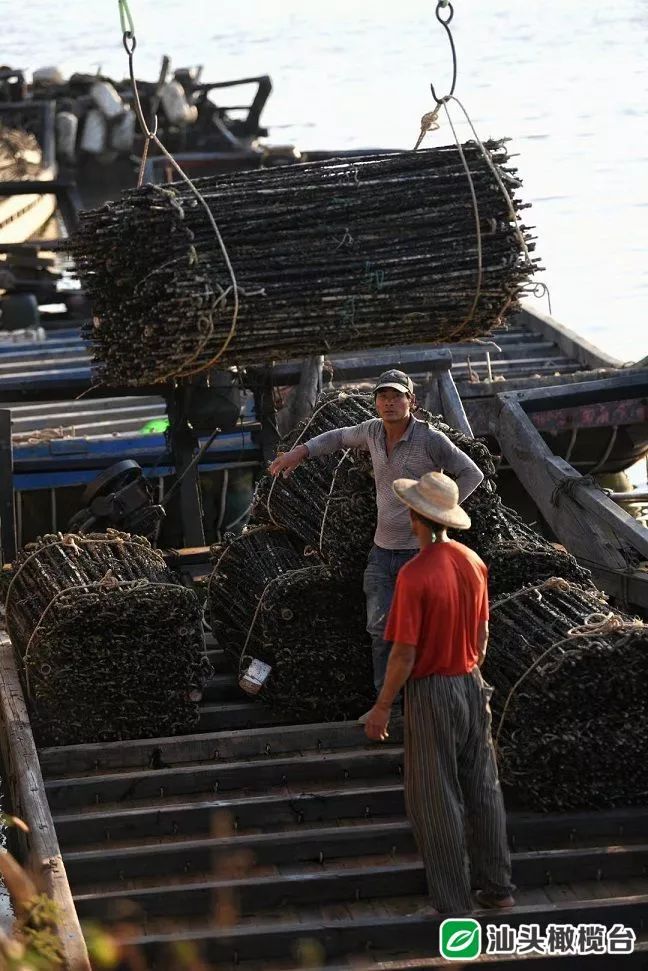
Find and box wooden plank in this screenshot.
[529,397,648,433]
[113,896,648,964]
[72,861,428,920]
[44,747,406,811]
[64,820,415,884]
[499,370,648,411]
[53,783,407,849]
[197,701,283,732]
[0,408,16,563]
[459,369,622,400]
[495,399,648,598]
[517,305,623,370]
[39,720,381,776]
[64,829,648,892]
[0,633,90,970]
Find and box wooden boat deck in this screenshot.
[0,636,636,968]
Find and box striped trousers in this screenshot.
[404,668,514,913]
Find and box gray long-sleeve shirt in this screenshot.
[305,416,483,550]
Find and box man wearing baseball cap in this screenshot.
[364,471,514,915]
[269,369,484,703]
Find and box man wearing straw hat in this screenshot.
[269,370,484,702]
[364,470,515,915]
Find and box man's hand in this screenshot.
[364,702,391,742]
[268,444,308,477]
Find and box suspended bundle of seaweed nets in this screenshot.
[258,565,374,721]
[485,579,648,811]
[4,530,209,746]
[72,142,539,385]
[207,525,311,669]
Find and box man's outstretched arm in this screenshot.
[269,420,373,477]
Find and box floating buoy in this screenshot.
[79,108,107,155]
[90,79,125,119]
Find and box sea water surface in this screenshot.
[2,0,648,359]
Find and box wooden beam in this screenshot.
[53,784,406,849]
[0,633,90,970]
[529,397,648,433]
[0,408,16,563]
[517,304,623,369]
[40,720,380,776]
[495,399,648,605]
[438,369,474,437]
[499,370,648,412]
[115,896,648,964]
[44,747,405,811]
[72,846,648,920]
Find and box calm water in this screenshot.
[2,0,648,361]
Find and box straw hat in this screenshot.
[392,471,471,530]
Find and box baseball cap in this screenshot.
[373,369,415,396]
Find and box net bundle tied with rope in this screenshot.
[4,529,212,746]
[208,524,374,722]
[72,142,539,386]
[485,578,648,811]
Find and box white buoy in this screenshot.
[160,80,198,125]
[32,66,65,85]
[110,108,137,153]
[90,80,124,120]
[80,109,107,155]
[55,111,78,164]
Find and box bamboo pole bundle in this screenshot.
[5,530,209,745]
[72,143,538,385]
[486,581,648,810]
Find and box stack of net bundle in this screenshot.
[459,489,593,597]
[208,525,311,666]
[485,579,648,810]
[5,530,209,746]
[207,525,373,720]
[259,565,373,721]
[72,143,538,385]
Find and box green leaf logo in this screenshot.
[440,918,482,960]
[447,927,479,952]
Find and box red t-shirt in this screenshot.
[384,540,489,678]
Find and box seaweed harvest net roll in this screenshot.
[73,143,539,385]
[5,529,210,746]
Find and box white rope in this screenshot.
[318,449,351,551]
[449,95,533,266]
